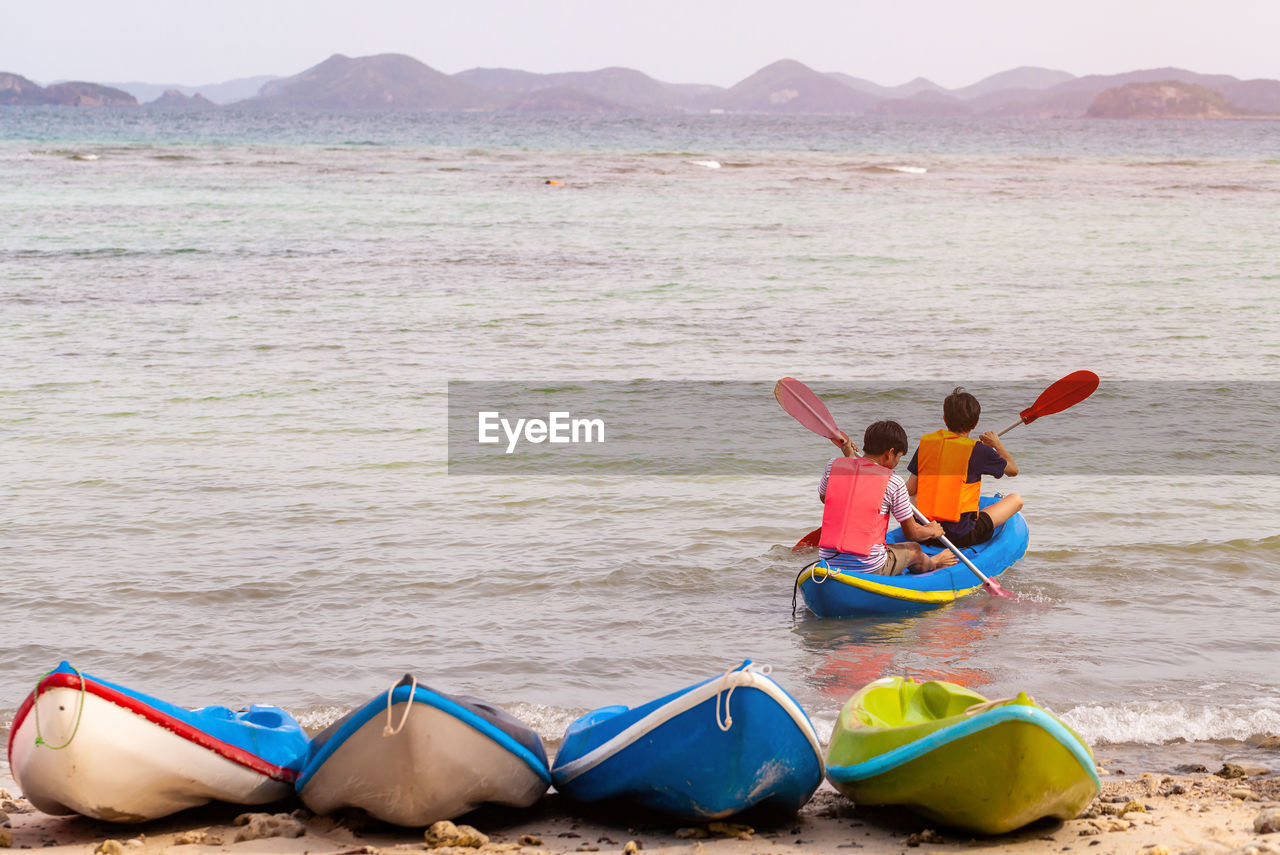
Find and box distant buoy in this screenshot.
[545,180,562,185]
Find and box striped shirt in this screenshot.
[817,458,913,573]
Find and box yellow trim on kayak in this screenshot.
[797,566,977,604]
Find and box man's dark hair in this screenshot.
[943,386,981,432]
[863,420,908,456]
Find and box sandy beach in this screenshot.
[5,764,1278,855]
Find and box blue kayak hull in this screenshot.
[551,662,824,819]
[798,497,1028,618]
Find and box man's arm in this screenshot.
[980,431,1018,477]
[905,472,918,497]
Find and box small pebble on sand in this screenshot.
[424,821,488,849]
[232,813,304,842]
[708,822,753,840]
[172,831,208,846]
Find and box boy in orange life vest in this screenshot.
[818,420,958,576]
[905,387,1023,548]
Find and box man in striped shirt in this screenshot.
[818,420,958,575]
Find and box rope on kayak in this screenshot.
[791,559,822,618]
[33,665,86,750]
[963,695,1034,716]
[714,662,772,732]
[383,674,418,737]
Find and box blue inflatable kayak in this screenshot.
[551,661,824,819]
[797,497,1029,618]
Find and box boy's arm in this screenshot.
[901,515,945,541]
[889,478,944,540]
[980,431,1018,477]
[905,450,919,496]
[833,431,857,458]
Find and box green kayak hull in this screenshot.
[826,677,1100,835]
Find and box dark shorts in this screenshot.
[929,511,994,549]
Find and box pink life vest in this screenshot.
[819,458,893,556]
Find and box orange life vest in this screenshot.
[914,430,980,522]
[819,458,892,555]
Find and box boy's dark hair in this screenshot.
[863,420,908,456]
[943,386,981,432]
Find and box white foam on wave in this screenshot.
[508,701,590,748]
[1061,701,1280,746]
[295,704,352,733]
[294,700,587,746]
[688,160,721,169]
[886,165,926,174]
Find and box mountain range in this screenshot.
[97,75,278,105]
[5,55,1280,118]
[0,73,136,106]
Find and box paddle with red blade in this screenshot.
[792,527,822,552]
[996,370,1100,436]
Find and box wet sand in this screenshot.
[4,765,1278,855]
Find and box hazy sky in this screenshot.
[5,0,1278,88]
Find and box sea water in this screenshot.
[1,109,1278,783]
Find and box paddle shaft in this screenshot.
[996,418,1023,437]
[910,503,997,587]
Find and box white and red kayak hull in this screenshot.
[8,665,306,822]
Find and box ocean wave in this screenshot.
[1061,701,1280,745]
[294,700,586,748]
[295,704,351,734]
[1159,183,1273,193]
[858,165,927,174]
[506,702,587,748]
[3,247,207,259]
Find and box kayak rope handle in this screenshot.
[811,563,830,584]
[715,662,772,732]
[33,665,86,750]
[792,560,820,618]
[963,695,1034,716]
[383,675,417,737]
